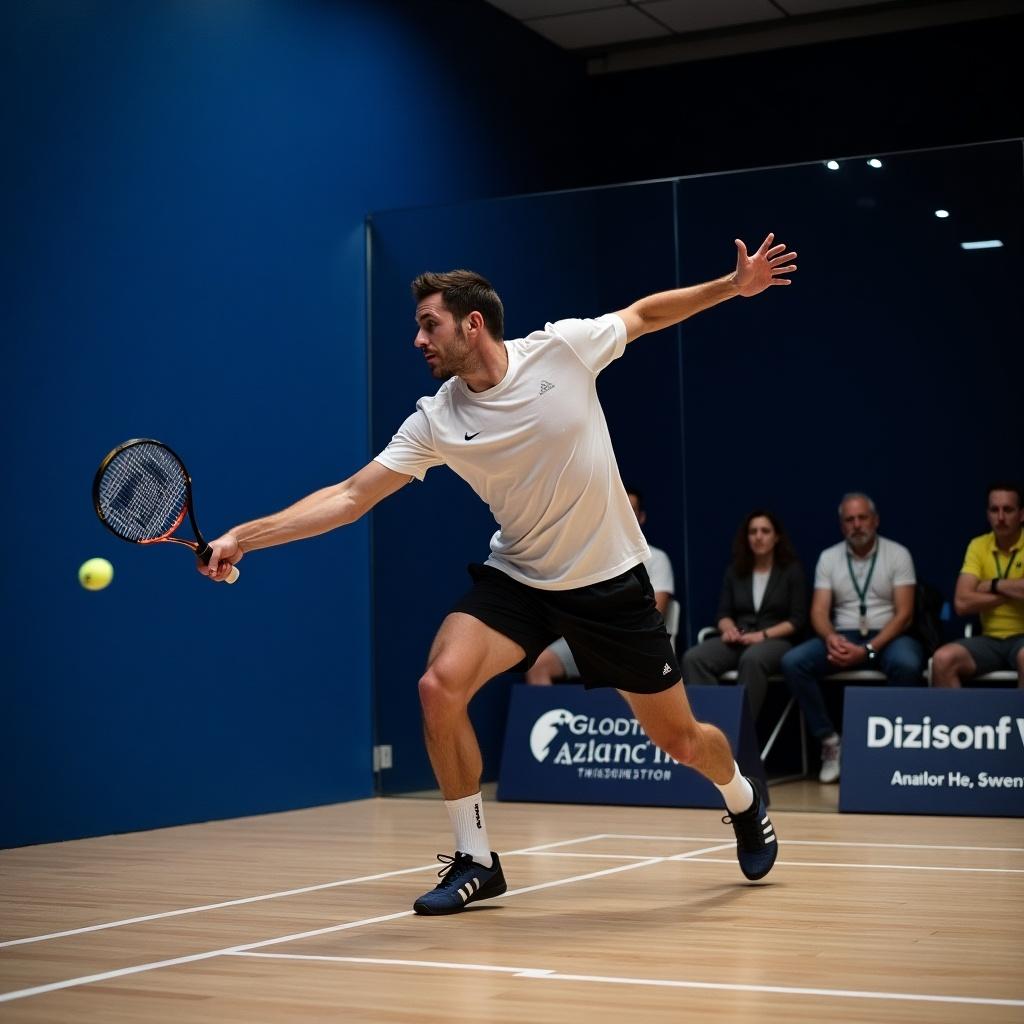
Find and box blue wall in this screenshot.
[1,0,587,847]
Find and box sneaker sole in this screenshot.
[413,875,508,916]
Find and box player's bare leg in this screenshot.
[621,682,778,880]
[620,681,735,784]
[419,612,525,799]
[413,612,524,915]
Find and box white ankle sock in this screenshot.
[715,763,755,814]
[444,793,492,867]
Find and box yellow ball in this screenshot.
[79,557,114,591]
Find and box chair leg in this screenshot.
[760,695,808,783]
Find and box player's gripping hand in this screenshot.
[200,534,243,582]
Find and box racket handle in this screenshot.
[196,543,241,585]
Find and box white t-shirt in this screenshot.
[374,314,649,590]
[645,545,674,595]
[813,536,916,631]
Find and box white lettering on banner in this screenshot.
[529,708,679,779]
[576,767,672,781]
[568,715,647,737]
[551,740,651,766]
[978,773,1024,788]
[888,770,1024,790]
[890,771,945,787]
[867,715,1020,751]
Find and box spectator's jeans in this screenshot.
[780,630,925,740]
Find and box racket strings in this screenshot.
[97,443,189,542]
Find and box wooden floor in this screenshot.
[2,793,1023,1023]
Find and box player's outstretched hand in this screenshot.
[201,534,243,582]
[732,233,797,297]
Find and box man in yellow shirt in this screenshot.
[932,482,1024,686]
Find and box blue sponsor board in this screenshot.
[497,684,764,808]
[840,688,1024,817]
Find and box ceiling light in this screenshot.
[934,209,950,218]
[867,158,883,168]
[960,240,1003,250]
[825,160,840,170]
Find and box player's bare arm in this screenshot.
[614,233,797,343]
[203,461,411,579]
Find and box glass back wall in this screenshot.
[368,141,1022,795]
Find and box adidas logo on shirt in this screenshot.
[540,380,555,394]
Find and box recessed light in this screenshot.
[825,160,840,171]
[934,209,950,218]
[867,158,883,168]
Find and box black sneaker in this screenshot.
[412,851,507,916]
[722,777,778,881]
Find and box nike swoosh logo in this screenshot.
[464,432,480,440]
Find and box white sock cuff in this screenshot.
[444,792,492,866]
[715,763,756,815]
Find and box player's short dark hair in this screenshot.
[987,481,1023,508]
[411,270,504,340]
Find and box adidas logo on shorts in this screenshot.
[662,663,672,675]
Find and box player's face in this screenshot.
[840,498,878,550]
[987,490,1023,544]
[747,516,778,557]
[414,294,471,380]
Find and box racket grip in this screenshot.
[196,543,241,585]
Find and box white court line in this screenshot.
[230,951,1024,1008]
[5,828,1018,951]
[518,852,656,861]
[683,857,1024,874]
[0,852,673,1003]
[605,834,1024,852]
[0,833,608,949]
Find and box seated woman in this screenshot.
[682,510,806,719]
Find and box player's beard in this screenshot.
[430,324,473,380]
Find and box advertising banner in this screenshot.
[840,688,1024,816]
[497,684,764,808]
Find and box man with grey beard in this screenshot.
[780,493,925,783]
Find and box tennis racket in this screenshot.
[93,438,240,584]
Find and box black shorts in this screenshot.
[450,562,681,694]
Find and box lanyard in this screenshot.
[993,548,1020,579]
[847,546,879,620]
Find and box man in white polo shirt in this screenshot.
[781,493,924,783]
[200,233,798,913]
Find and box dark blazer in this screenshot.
[715,560,808,634]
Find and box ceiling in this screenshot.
[482,0,1024,73]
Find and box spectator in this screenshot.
[780,493,924,783]
[682,510,806,719]
[932,482,1024,687]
